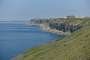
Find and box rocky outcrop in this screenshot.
[49,23,82,32]
[29,17,83,35]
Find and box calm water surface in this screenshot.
[0,21,62,60]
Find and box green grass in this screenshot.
[12,19,90,60]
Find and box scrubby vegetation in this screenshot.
[12,18,90,60]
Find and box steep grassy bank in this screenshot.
[12,19,90,60]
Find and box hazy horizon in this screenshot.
[0,0,90,20]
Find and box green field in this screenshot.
[12,19,90,60]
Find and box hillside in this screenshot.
[12,19,90,60]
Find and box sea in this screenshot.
[0,21,63,60]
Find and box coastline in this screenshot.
[11,17,90,60]
[25,22,71,36]
[39,24,71,35]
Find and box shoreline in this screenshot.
[39,24,71,35]
[25,22,71,36]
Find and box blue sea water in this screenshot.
[0,21,62,60]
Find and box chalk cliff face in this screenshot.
[30,17,83,33]
[49,23,82,32]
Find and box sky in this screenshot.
[0,0,90,20]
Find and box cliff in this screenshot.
[12,18,90,60]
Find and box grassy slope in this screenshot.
[12,19,90,60]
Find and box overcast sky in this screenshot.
[0,0,90,20]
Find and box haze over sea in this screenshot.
[0,0,90,20]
